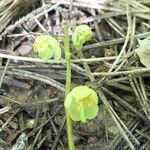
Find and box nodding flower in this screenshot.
[72,25,93,50]
[33,34,61,62]
[64,86,98,122]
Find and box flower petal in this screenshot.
[84,103,98,120]
[68,98,81,121]
[71,86,92,101]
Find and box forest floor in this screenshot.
[0,0,150,150]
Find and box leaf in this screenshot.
[135,49,150,68]
[64,86,99,122]
[33,34,61,62]
[135,36,150,68]
[72,25,93,50]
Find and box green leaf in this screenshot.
[72,25,93,50]
[135,36,150,68]
[33,34,61,62]
[64,86,99,123]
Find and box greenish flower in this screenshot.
[72,25,93,50]
[64,86,98,122]
[33,34,61,62]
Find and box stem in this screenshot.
[64,24,75,150]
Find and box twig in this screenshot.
[52,0,125,12]
[83,32,150,50]
[1,2,61,37]
[98,89,137,150]
[0,58,10,88]
[92,67,150,77]
[28,112,47,150]
[27,107,63,138]
[6,69,65,92]
[0,106,11,115]
[0,108,19,133]
[108,119,138,149]
[101,87,149,125]
[51,117,65,150]
[91,9,102,41]
[0,95,22,105]
[78,50,95,81]
[107,0,131,73]
[42,0,52,32]
[0,53,118,63]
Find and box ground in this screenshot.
[0,0,150,150]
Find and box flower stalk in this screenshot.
[64,24,75,150]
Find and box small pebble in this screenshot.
[26,119,35,129]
